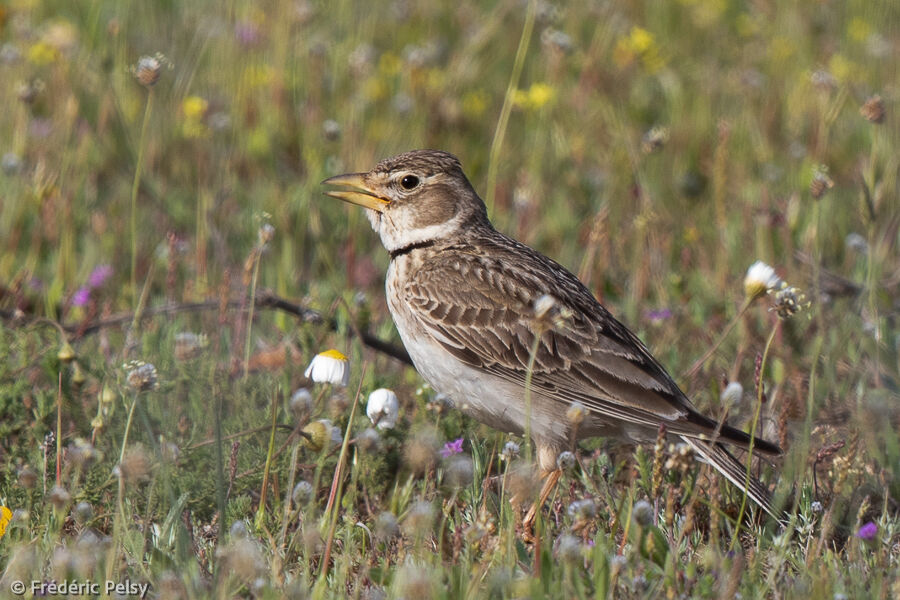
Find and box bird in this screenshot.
[323,149,782,524]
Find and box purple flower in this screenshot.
[29,118,53,139]
[856,521,877,540]
[234,22,262,47]
[87,264,113,288]
[440,438,464,458]
[645,308,672,323]
[71,286,90,307]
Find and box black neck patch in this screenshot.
[389,239,437,260]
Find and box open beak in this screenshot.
[322,173,390,213]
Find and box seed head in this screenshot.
[292,481,314,505]
[507,462,540,501]
[532,294,572,329]
[230,520,249,539]
[258,222,275,247]
[289,388,313,420]
[632,499,655,527]
[124,361,159,392]
[48,485,71,511]
[641,125,670,154]
[403,501,436,536]
[322,119,341,141]
[770,281,811,319]
[357,427,382,452]
[860,95,885,124]
[404,428,440,474]
[174,332,208,360]
[72,501,92,524]
[720,381,744,407]
[443,455,474,488]
[119,446,152,483]
[566,401,587,427]
[500,440,520,461]
[567,498,598,523]
[810,167,834,200]
[553,533,583,562]
[556,450,576,471]
[133,55,162,87]
[216,537,265,582]
[533,294,558,320]
[397,563,435,599]
[68,438,100,469]
[18,466,38,489]
[374,511,399,540]
[810,69,837,91]
[366,388,400,429]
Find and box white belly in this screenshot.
[386,261,567,447]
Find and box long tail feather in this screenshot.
[681,436,781,521]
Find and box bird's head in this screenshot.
[322,150,488,253]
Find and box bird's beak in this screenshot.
[321,173,390,213]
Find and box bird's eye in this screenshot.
[400,175,420,190]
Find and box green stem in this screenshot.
[484,0,537,214]
[254,388,280,530]
[131,90,154,308]
[731,320,779,548]
[683,297,753,379]
[243,247,262,380]
[319,368,364,581]
[523,331,542,465]
[119,392,139,465]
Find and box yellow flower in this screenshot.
[27,41,60,65]
[378,52,402,77]
[735,13,759,37]
[0,505,12,539]
[527,82,555,109]
[628,27,655,53]
[613,26,665,73]
[462,90,488,118]
[848,17,871,43]
[768,36,795,63]
[512,83,556,111]
[182,96,208,120]
[181,96,210,139]
[828,54,855,82]
[243,65,273,88]
[247,126,271,157]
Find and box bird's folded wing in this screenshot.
[402,248,726,439]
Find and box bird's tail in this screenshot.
[680,436,781,521]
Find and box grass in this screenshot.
[1,0,899,597]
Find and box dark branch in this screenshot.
[0,291,413,366]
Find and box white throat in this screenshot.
[367,208,463,253]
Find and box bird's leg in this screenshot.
[522,468,562,535]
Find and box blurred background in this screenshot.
[0,0,898,594]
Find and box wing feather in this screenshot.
[401,233,776,451]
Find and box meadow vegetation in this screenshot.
[0,0,898,597]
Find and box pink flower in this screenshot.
[857,521,877,540]
[71,287,90,307]
[87,264,113,288]
[440,438,464,458]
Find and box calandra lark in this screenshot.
[324,149,781,520]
